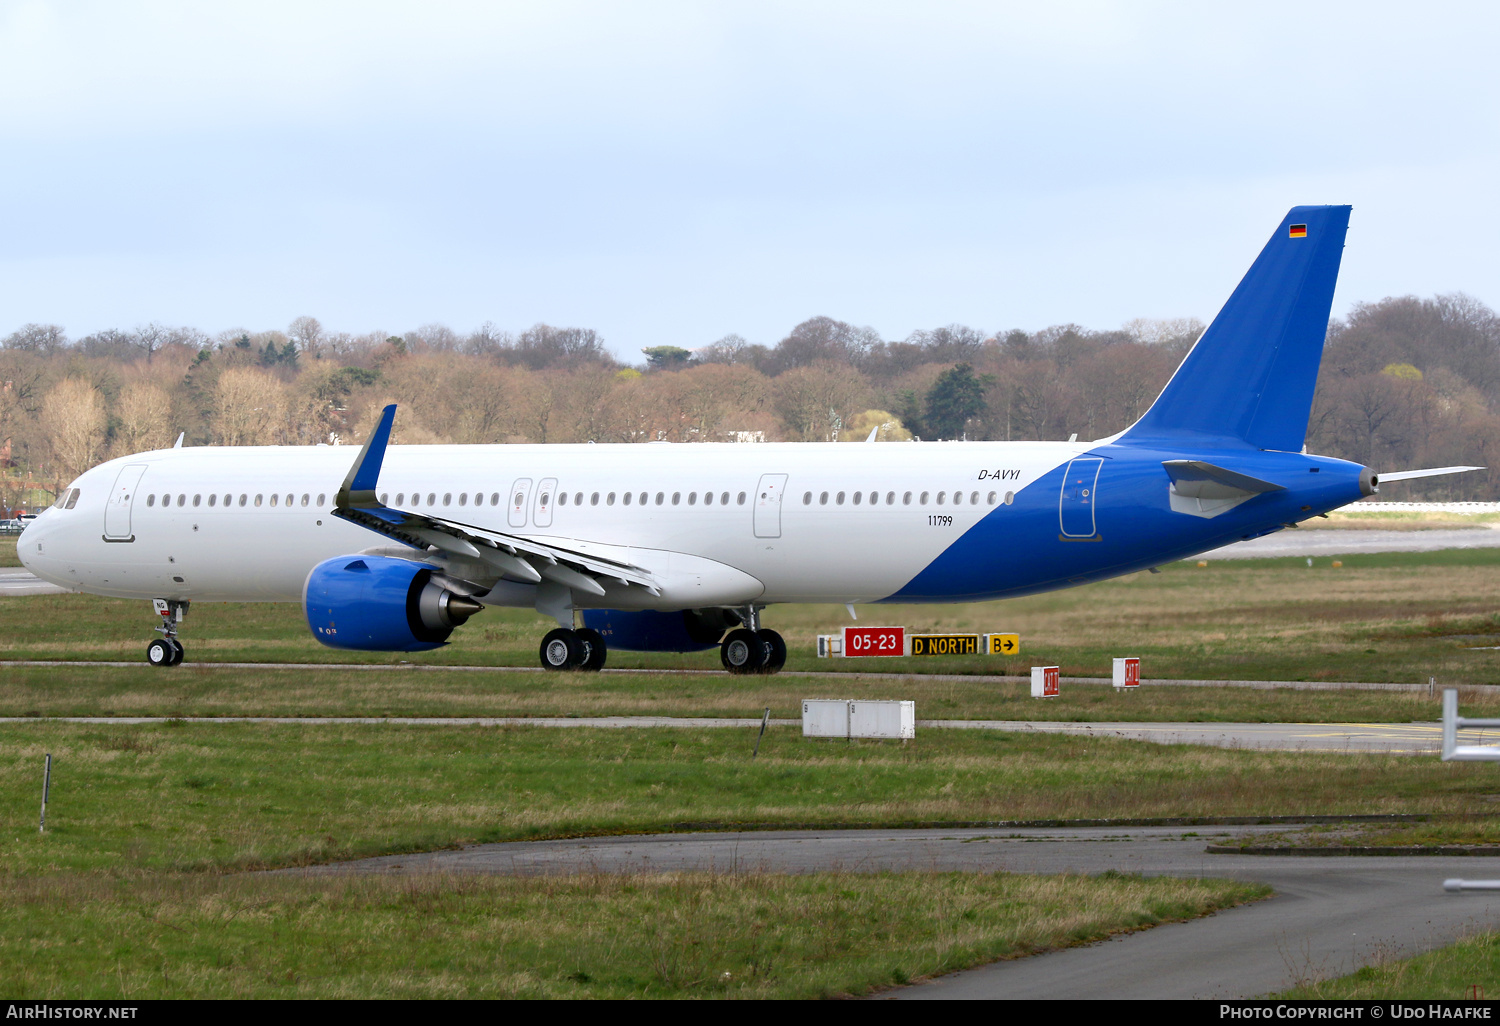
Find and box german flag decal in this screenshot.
[1288,223,1307,238]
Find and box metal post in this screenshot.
[39,754,51,833]
[753,707,770,758]
[1431,676,1436,698]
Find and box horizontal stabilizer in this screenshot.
[1162,459,1283,520]
[1378,466,1485,484]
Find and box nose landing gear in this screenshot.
[147,598,188,667]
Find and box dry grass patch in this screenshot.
[0,869,1266,999]
[1279,931,1500,999]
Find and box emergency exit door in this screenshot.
[753,473,787,538]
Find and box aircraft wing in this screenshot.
[331,405,660,598]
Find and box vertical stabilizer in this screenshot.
[1122,205,1351,451]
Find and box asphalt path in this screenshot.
[292,823,1500,999]
[8,715,1494,754]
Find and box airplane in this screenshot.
[17,205,1483,672]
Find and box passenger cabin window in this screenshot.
[638,492,646,505]
[903,491,912,505]
[193,495,201,507]
[971,491,980,505]
[459,493,467,506]
[208,494,217,507]
[803,492,812,505]
[688,492,697,505]
[836,491,845,505]
[819,491,828,505]
[254,494,263,507]
[395,493,404,506]
[443,493,452,506]
[317,493,326,506]
[559,492,568,506]
[622,492,632,506]
[590,492,600,506]
[886,491,895,505]
[225,494,233,507]
[607,492,616,505]
[671,492,681,505]
[737,492,746,505]
[146,494,156,507]
[987,491,997,505]
[704,491,714,506]
[270,494,279,507]
[655,492,664,505]
[427,493,436,506]
[920,491,929,505]
[1004,491,1014,505]
[852,492,861,505]
[936,492,946,505]
[720,492,729,505]
[178,494,186,507]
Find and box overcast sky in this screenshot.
[1,1,1496,361]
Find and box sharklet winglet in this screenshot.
[337,404,396,509]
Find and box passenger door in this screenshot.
[753,473,788,539]
[1058,457,1103,538]
[104,464,148,542]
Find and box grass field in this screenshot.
[1279,931,1500,1000]
[5,723,1494,875]
[0,869,1265,998]
[4,544,1500,689]
[4,660,1500,722]
[5,532,1500,998]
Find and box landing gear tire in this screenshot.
[540,628,584,671]
[575,628,607,672]
[758,629,787,674]
[166,638,185,666]
[721,628,766,675]
[147,638,176,667]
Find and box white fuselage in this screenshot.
[20,440,1082,606]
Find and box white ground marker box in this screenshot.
[803,699,915,739]
[802,699,852,737]
[816,634,843,657]
[1031,666,1060,698]
[849,700,916,740]
[1112,657,1140,689]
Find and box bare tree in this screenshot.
[287,316,325,353]
[113,380,174,456]
[212,367,287,445]
[43,377,106,482]
[3,324,67,355]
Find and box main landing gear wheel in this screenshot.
[540,628,582,671]
[540,627,608,671]
[575,627,607,672]
[723,628,785,675]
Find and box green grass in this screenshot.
[7,548,1500,688]
[3,660,1499,722]
[1279,931,1500,999]
[0,869,1265,999]
[5,723,1495,876]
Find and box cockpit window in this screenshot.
[64,489,80,509]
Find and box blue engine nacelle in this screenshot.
[303,555,482,652]
[581,608,741,652]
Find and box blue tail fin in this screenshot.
[1122,205,1351,451]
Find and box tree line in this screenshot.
[4,293,1498,507]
